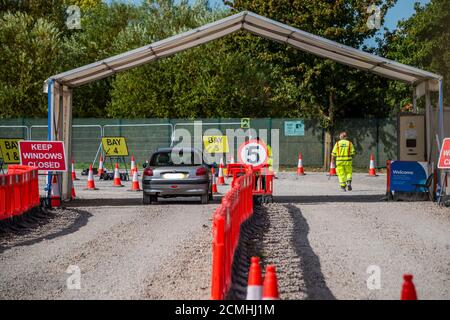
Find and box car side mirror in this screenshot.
[143,162,148,168]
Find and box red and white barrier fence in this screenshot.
[0,165,40,221]
[211,165,254,300]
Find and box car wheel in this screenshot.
[143,193,151,205]
[201,193,209,204]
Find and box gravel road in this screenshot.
[0,173,222,299]
[1,171,449,300]
[266,172,450,300]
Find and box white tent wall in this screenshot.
[44,11,444,201]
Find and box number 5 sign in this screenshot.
[238,139,268,169]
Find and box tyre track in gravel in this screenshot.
[227,173,449,300]
[228,203,335,300]
[0,198,217,299]
[1,205,163,299]
[296,200,450,300]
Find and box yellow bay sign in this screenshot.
[101,137,129,156]
[203,136,229,153]
[0,138,23,164]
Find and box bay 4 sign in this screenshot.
[19,141,67,171]
[438,138,450,169]
[102,136,129,157]
[390,161,428,193]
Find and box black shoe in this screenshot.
[347,185,352,191]
[341,186,347,191]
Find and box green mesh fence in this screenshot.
[0,118,398,168]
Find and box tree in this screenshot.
[107,0,299,118]
[224,0,397,123]
[60,2,140,117]
[0,12,61,118]
[0,0,130,118]
[381,0,449,110]
[224,0,397,167]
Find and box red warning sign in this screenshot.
[238,139,269,169]
[438,138,450,169]
[19,141,67,171]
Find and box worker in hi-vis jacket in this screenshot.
[331,131,356,191]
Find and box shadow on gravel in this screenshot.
[68,196,223,207]
[68,198,142,207]
[284,204,336,300]
[276,194,385,204]
[226,205,269,300]
[0,208,92,254]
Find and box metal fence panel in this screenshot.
[0,118,398,168]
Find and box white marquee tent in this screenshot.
[44,11,445,200]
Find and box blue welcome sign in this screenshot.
[390,161,428,192]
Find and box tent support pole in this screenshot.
[46,80,55,201]
[61,86,73,200]
[425,82,432,164]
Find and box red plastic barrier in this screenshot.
[0,175,6,220]
[0,165,40,221]
[12,173,22,215]
[30,169,40,207]
[227,163,247,178]
[5,175,14,219]
[251,165,274,196]
[211,166,254,300]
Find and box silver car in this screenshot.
[142,147,212,204]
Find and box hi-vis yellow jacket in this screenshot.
[331,139,356,162]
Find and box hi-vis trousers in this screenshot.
[336,161,353,187]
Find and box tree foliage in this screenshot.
[225,0,397,130]
[381,0,450,109]
[0,12,61,118]
[0,0,446,124]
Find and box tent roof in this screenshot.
[47,11,442,90]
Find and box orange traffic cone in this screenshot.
[297,152,305,176]
[328,158,337,176]
[262,265,279,300]
[247,257,263,300]
[51,174,61,207]
[211,167,218,193]
[86,164,97,190]
[97,155,104,177]
[401,274,418,300]
[71,178,76,199]
[113,163,123,187]
[130,155,137,174]
[129,169,140,191]
[368,153,377,176]
[71,160,79,180]
[217,159,225,185]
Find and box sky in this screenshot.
[383,0,430,31]
[109,0,431,44]
[199,0,432,33]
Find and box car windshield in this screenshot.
[149,150,202,166]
